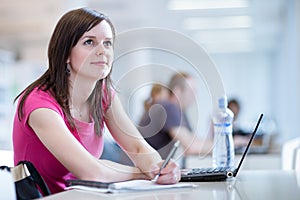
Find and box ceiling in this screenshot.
[0,0,286,62]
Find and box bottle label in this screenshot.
[213,123,232,135]
[212,122,235,168]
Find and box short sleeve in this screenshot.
[21,88,64,128]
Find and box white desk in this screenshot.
[42,170,300,200]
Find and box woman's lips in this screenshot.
[91,61,107,66]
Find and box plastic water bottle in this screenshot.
[212,96,235,168]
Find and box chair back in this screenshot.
[295,148,300,171]
[281,137,300,170]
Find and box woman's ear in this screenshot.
[66,58,70,64]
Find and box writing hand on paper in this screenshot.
[150,159,181,184]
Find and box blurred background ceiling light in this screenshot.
[168,0,249,10]
[0,0,285,60]
[194,29,251,41]
[200,40,253,53]
[193,29,253,53]
[183,15,252,30]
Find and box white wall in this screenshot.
[274,0,300,142]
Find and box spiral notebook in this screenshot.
[180,114,263,182]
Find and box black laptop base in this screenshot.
[180,167,235,182]
[180,172,228,182]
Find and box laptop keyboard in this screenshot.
[186,167,230,175]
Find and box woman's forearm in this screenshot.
[78,159,148,182]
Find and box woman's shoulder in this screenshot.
[24,87,63,114]
[27,87,56,104]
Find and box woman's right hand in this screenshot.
[148,160,181,184]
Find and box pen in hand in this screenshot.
[152,140,180,183]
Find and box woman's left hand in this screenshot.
[149,159,181,184]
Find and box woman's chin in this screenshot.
[99,69,110,80]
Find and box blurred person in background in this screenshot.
[138,72,213,164]
[101,83,170,165]
[143,83,170,111]
[228,98,251,148]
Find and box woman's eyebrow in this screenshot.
[81,35,97,39]
[81,35,113,40]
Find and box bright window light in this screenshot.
[168,0,249,10]
[194,29,251,41]
[193,29,253,53]
[201,40,253,53]
[183,16,252,30]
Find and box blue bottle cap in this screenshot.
[218,96,228,109]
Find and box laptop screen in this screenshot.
[234,113,264,176]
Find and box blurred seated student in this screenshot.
[12,7,180,194]
[228,98,251,148]
[138,72,213,161]
[143,83,170,111]
[101,83,170,166]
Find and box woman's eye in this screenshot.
[84,39,94,46]
[103,41,112,47]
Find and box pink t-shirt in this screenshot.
[13,87,113,194]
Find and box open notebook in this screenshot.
[65,179,196,193]
[180,114,263,182]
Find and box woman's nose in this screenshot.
[96,44,105,55]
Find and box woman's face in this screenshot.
[67,20,114,82]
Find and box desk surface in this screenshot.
[43,170,300,200]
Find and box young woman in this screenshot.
[12,7,180,194]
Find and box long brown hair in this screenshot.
[14,8,116,136]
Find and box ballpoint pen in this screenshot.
[152,140,180,182]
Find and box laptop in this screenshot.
[180,113,263,182]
